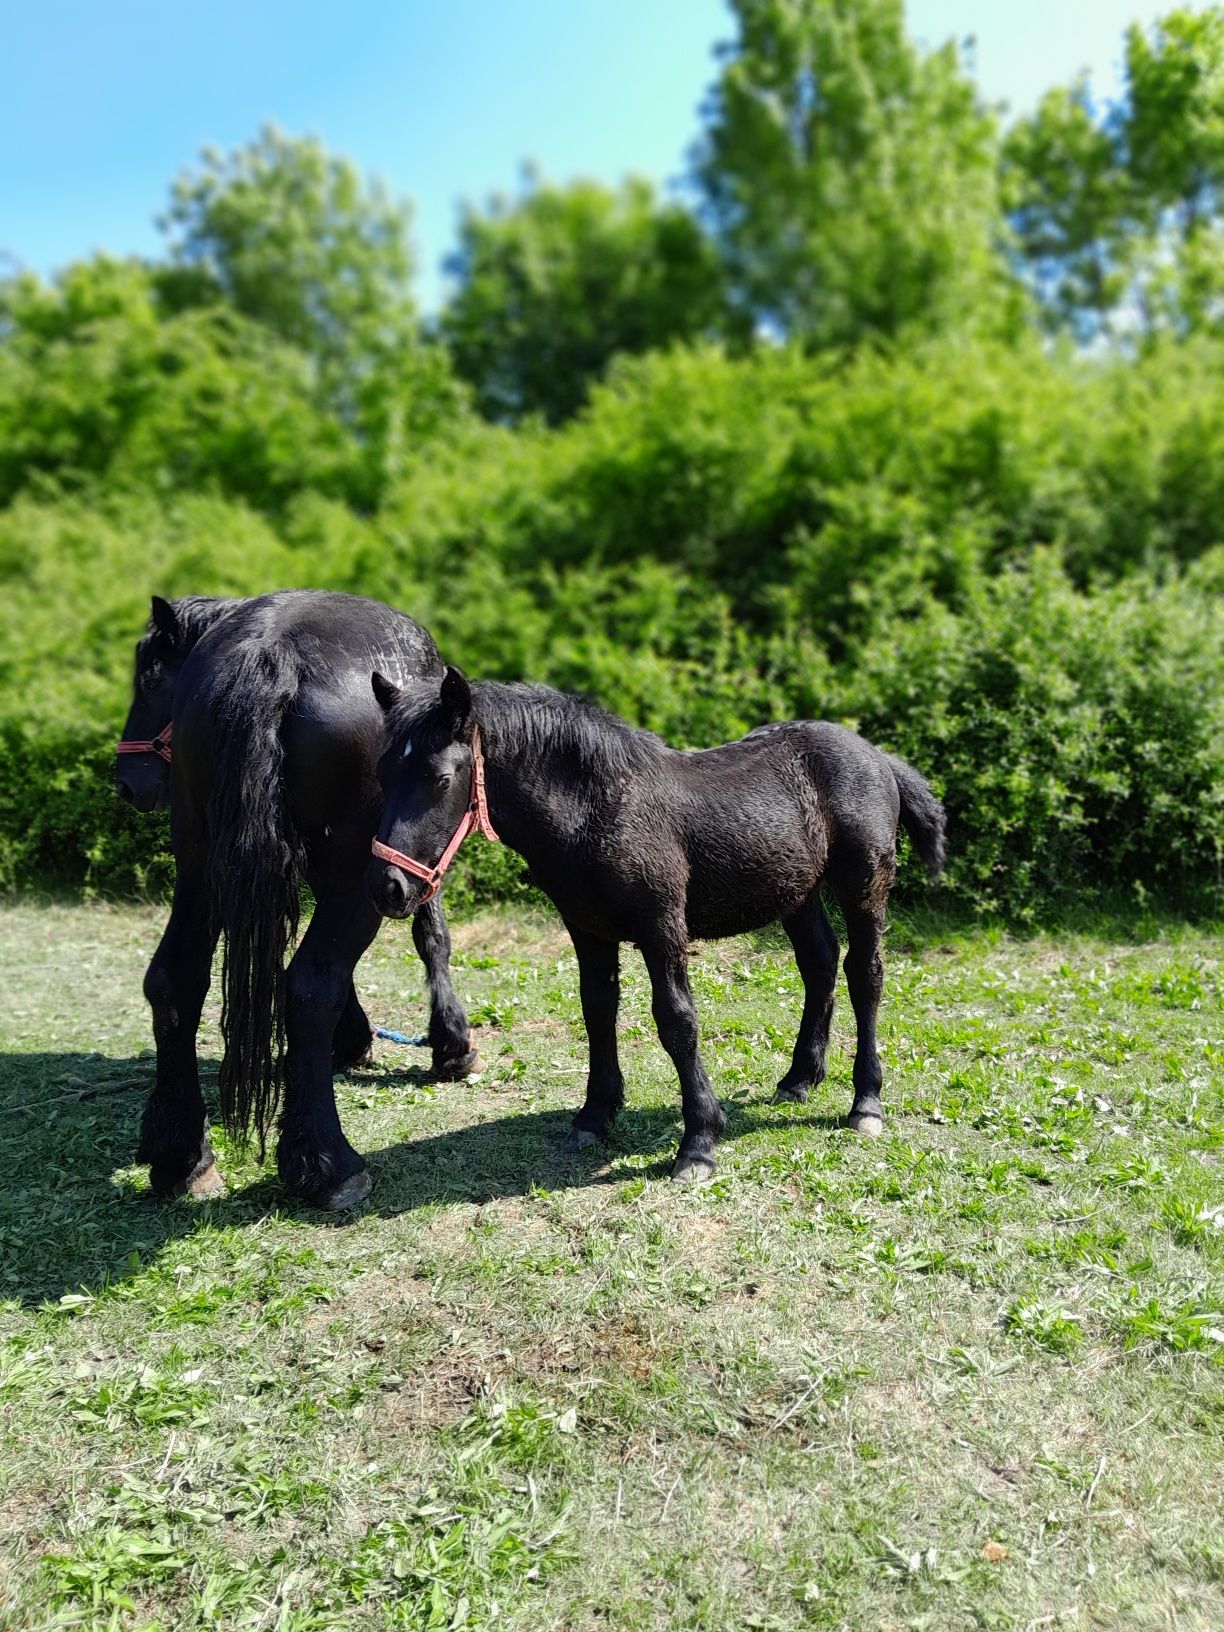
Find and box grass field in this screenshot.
[0,900,1221,1631]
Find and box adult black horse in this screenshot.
[116,594,403,1077]
[366,669,946,1182]
[117,591,477,1209]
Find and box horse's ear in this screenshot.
[150,595,180,645]
[440,666,472,735]
[371,672,401,713]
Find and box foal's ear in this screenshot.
[440,666,473,734]
[371,672,401,712]
[150,595,180,645]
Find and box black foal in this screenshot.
[366,668,946,1181]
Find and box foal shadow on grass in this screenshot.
[0,1047,849,1304]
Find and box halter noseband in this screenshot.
[116,722,173,764]
[371,726,500,904]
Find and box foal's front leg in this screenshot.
[565,925,624,1149]
[640,939,726,1182]
[411,893,478,1079]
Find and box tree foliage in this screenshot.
[692,0,1017,346]
[440,173,728,422]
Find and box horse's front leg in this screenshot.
[277,891,382,1209]
[565,925,624,1149]
[332,982,375,1072]
[640,938,726,1182]
[411,893,478,1079]
[137,858,222,1198]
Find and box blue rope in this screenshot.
[372,1026,428,1047]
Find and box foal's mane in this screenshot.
[397,679,666,782]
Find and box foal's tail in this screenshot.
[886,754,947,881]
[208,641,304,1152]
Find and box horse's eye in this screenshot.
[429,771,453,791]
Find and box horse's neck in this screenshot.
[178,596,244,651]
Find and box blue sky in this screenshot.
[2,0,1173,310]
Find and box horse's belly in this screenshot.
[684,841,822,940]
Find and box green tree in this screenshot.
[1004,6,1224,339]
[692,0,1016,347]
[1002,79,1130,336]
[440,172,729,423]
[159,126,466,500]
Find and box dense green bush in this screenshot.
[3,339,1222,918]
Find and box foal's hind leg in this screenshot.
[412,894,478,1079]
[775,897,839,1103]
[565,925,624,1149]
[332,983,375,1072]
[137,860,223,1198]
[837,868,893,1137]
[640,937,726,1182]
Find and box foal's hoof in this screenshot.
[565,1126,603,1152]
[774,1082,810,1104]
[321,1168,374,1211]
[670,1153,717,1185]
[186,1162,226,1200]
[846,1111,884,1138]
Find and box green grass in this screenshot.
[0,900,1221,1631]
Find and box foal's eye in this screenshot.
[429,771,453,791]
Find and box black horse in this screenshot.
[118,591,477,1210]
[366,669,946,1181]
[116,594,408,1080]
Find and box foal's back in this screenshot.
[653,720,901,941]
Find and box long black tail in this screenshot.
[886,754,947,880]
[207,641,304,1152]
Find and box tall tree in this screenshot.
[158,126,465,499]
[1004,6,1224,339]
[692,0,1016,348]
[440,173,728,423]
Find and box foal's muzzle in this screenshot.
[366,858,418,920]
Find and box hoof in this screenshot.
[432,1047,482,1082]
[670,1154,717,1185]
[186,1162,226,1200]
[321,1168,373,1211]
[774,1082,810,1104]
[846,1112,884,1138]
[565,1126,603,1152]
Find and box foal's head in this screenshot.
[115,596,185,813]
[366,666,479,919]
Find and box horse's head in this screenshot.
[366,666,480,919]
[115,596,185,813]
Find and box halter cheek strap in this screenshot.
[371,726,500,904]
[116,722,173,763]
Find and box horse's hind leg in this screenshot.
[641,936,726,1183]
[278,891,382,1209]
[332,982,375,1072]
[836,866,893,1137]
[565,925,624,1149]
[775,896,839,1103]
[412,894,478,1079]
[137,860,223,1198]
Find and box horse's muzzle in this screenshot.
[117,774,169,814]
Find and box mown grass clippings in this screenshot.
[0,901,1221,1629]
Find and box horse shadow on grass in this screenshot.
[0,1049,847,1309]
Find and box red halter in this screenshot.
[116,722,173,764]
[371,726,500,904]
